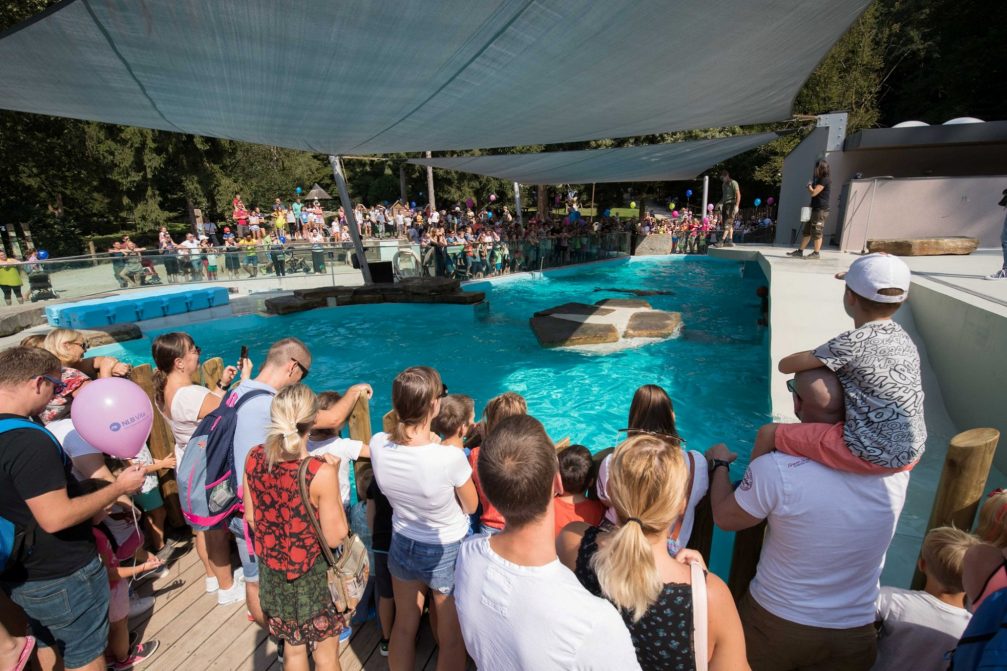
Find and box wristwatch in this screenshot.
[709,458,731,474]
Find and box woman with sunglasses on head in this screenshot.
[37,328,129,425]
[558,435,748,670]
[368,366,478,671]
[151,332,251,604]
[596,384,710,555]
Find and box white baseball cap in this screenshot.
[837,253,911,303]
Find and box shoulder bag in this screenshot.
[297,458,369,614]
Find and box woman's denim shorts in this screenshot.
[387,532,462,595]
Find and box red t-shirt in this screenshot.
[553,497,605,538]
[468,447,505,531]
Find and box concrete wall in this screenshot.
[777,133,1007,248]
[908,278,1007,472]
[837,175,1007,252]
[775,127,829,246]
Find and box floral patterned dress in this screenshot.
[245,447,346,645]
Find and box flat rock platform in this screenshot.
[530,299,682,350]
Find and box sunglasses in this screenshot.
[40,374,67,394]
[440,384,449,398]
[618,428,685,446]
[786,378,799,397]
[291,358,310,380]
[73,340,89,353]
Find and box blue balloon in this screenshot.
[754,198,762,207]
[38,249,49,260]
[603,209,611,217]
[279,235,287,244]
[487,211,493,219]
[686,189,693,198]
[410,201,416,208]
[295,186,302,194]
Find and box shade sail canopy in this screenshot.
[408,133,777,184]
[303,184,333,200]
[0,0,868,154]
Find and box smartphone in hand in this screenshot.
[238,345,248,367]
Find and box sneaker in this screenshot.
[379,638,389,657]
[986,268,1007,280]
[217,577,246,606]
[805,251,820,260]
[276,639,284,664]
[724,241,735,247]
[787,249,804,257]
[108,640,159,671]
[339,627,352,649]
[127,596,155,619]
[204,576,218,593]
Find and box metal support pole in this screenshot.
[701,175,709,216]
[425,151,436,212]
[513,182,524,228]
[329,155,373,284]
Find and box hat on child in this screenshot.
[837,253,911,303]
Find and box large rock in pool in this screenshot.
[624,310,683,338]
[530,316,619,348]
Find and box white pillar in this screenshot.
[425,150,436,212]
[513,182,524,228]
[701,175,709,216]
[329,155,373,284]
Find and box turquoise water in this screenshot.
[93,256,770,572]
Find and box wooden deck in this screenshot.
[129,545,446,671]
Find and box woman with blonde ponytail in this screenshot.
[243,384,349,671]
[558,435,748,670]
[369,366,478,671]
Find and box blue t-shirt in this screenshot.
[292,202,302,216]
[231,379,277,477]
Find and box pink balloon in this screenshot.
[489,194,497,202]
[707,203,714,211]
[702,216,710,224]
[672,210,679,218]
[71,378,153,459]
[767,197,775,205]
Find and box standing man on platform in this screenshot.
[788,159,832,260]
[987,187,1007,280]
[717,170,741,247]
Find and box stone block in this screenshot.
[634,234,674,256]
[595,298,652,309]
[398,276,461,294]
[533,302,615,318]
[530,315,619,348]
[623,310,683,338]
[866,237,979,256]
[264,295,325,315]
[80,322,143,345]
[294,286,355,301]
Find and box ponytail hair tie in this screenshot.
[625,517,644,527]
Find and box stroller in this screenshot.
[28,272,57,301]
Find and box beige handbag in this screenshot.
[297,458,370,614]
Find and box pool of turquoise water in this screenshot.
[93,256,771,572]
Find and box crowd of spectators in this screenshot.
[3,254,1005,671]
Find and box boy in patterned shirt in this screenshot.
[752,253,926,472]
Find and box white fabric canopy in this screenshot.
[408,133,777,184]
[0,0,868,154]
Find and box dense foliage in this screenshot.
[0,0,1003,254]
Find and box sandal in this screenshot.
[10,635,35,671]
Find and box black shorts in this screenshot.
[373,551,393,599]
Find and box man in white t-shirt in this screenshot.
[707,368,910,671]
[454,414,641,671]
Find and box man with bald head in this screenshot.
[707,368,911,671]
